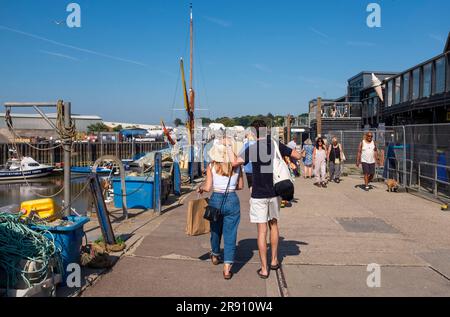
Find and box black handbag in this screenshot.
[203,167,234,222]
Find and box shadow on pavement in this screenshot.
[232,237,307,273]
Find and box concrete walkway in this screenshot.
[82,176,450,297]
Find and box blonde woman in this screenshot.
[302,138,314,178]
[198,143,244,280]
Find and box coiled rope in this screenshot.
[0,212,63,290]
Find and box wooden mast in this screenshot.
[188,3,195,146]
[188,3,195,182]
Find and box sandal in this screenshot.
[257,269,270,279]
[270,263,281,270]
[223,271,233,280]
[210,254,221,266]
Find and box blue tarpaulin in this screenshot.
[383,143,396,179]
[121,129,148,138]
[437,152,448,183]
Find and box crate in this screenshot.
[112,176,154,209]
[31,216,90,285]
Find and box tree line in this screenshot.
[174,113,308,128]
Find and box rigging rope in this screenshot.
[4,100,77,199]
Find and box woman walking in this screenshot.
[198,143,244,280]
[327,137,345,183]
[302,139,314,179]
[313,137,327,188]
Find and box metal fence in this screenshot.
[0,141,168,167]
[324,123,450,202]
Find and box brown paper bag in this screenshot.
[186,198,210,236]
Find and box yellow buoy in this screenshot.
[20,198,59,221]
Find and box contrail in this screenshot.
[39,49,80,61]
[0,24,147,67]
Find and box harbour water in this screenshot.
[0,175,100,216]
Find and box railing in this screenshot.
[384,157,414,188]
[309,102,363,125]
[418,162,450,199]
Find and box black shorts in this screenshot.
[246,173,253,188]
[362,162,375,175]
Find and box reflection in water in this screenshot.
[0,175,100,216]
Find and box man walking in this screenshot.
[356,132,378,191]
[231,120,301,278]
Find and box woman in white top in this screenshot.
[356,132,378,191]
[198,143,244,280]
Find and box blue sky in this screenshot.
[0,0,449,125]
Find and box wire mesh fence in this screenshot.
[322,123,450,202]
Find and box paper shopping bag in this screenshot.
[186,198,210,236]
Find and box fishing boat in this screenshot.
[0,157,54,181]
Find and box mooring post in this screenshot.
[154,151,162,214]
[63,102,72,216]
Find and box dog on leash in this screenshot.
[386,179,399,192]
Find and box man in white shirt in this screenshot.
[356,132,378,191]
[287,136,297,150]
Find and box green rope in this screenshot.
[0,212,63,290]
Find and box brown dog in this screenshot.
[386,179,399,192]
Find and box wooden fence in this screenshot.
[0,141,168,167]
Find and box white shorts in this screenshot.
[249,197,281,224]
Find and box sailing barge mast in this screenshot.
[180,4,196,181]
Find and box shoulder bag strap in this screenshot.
[218,165,233,213]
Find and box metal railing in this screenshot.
[385,157,414,188]
[418,162,450,199]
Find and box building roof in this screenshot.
[0,113,102,120]
[103,121,161,130]
[347,71,398,83]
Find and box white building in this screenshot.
[0,113,103,132]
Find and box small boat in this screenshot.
[0,157,54,181]
[70,166,114,174]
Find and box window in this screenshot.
[387,80,393,107]
[423,63,432,97]
[402,73,410,102]
[412,68,420,100]
[435,57,446,94]
[447,54,450,92]
[394,77,401,104]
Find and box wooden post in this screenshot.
[286,114,292,143]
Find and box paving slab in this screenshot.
[284,265,450,297]
[83,256,267,297]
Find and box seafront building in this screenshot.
[309,32,450,130]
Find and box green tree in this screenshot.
[174,118,184,127]
[87,122,109,133]
[112,125,123,132]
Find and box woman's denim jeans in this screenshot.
[209,192,241,264]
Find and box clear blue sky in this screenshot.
[0,0,449,125]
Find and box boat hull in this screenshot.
[0,167,55,181]
[71,167,113,174]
